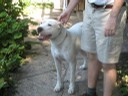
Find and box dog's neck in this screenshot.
[50,26,67,46]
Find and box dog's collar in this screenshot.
[50,26,67,45]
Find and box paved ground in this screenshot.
[14,8,128,96]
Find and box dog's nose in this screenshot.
[37,27,43,33]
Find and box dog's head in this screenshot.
[37,19,62,41]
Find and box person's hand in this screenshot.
[104,15,117,37]
[58,10,71,24]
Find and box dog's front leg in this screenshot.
[68,60,76,94]
[54,58,63,92]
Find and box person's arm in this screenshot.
[110,0,124,17]
[65,0,80,13]
[58,0,80,24]
[104,0,124,36]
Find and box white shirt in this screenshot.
[88,0,114,5]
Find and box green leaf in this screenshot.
[19,46,25,50]
[0,22,7,28]
[0,48,9,54]
[0,12,7,18]
[0,78,6,89]
[2,40,9,47]
[14,32,22,39]
[12,22,20,30]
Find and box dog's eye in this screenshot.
[48,24,52,26]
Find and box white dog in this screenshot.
[37,19,87,94]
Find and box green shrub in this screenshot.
[116,53,128,96]
[36,2,54,9]
[0,0,36,95]
[20,0,54,15]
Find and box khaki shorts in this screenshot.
[81,1,127,64]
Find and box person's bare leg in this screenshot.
[87,53,102,88]
[103,64,116,96]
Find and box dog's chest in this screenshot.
[51,45,70,60]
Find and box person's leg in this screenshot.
[102,64,116,96]
[87,52,102,95]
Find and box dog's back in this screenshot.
[68,22,83,38]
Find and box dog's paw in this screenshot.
[68,83,75,94]
[79,64,87,70]
[54,83,63,92]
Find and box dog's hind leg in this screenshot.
[79,50,88,70]
[54,58,63,92]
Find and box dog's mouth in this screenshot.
[38,34,52,41]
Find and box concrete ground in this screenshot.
[14,8,128,96]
